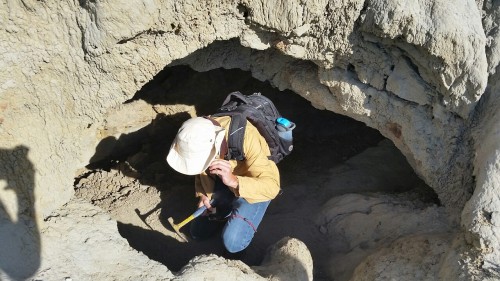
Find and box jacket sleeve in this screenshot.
[195,173,216,198]
[195,175,203,197]
[234,123,281,203]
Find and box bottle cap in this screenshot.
[276,117,291,128]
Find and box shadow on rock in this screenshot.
[0,146,40,280]
[117,221,225,272]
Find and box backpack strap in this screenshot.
[211,91,250,161]
[226,113,247,161]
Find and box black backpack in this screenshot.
[212,92,295,163]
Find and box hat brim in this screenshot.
[167,141,217,175]
[167,126,225,175]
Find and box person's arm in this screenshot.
[234,124,280,203]
[195,172,217,198]
[195,175,204,197]
[195,174,215,212]
[207,128,280,202]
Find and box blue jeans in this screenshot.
[190,197,271,253]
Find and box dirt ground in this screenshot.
[74,66,437,280]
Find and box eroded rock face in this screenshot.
[351,234,453,281]
[253,237,314,281]
[36,198,173,281]
[317,193,452,280]
[1,0,499,280]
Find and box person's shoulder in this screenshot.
[244,120,259,135]
[212,115,231,128]
[213,115,261,138]
[213,116,257,131]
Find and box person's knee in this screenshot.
[222,226,252,253]
[224,242,246,253]
[222,233,249,253]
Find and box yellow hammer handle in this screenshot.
[175,214,195,230]
[174,204,209,230]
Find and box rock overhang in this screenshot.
[1,0,498,280]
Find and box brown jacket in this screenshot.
[195,116,280,203]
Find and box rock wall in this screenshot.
[1,0,499,280]
[462,43,500,281]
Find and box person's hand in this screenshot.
[208,159,238,188]
[198,194,213,215]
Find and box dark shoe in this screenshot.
[190,215,224,241]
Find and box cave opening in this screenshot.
[74,63,440,280]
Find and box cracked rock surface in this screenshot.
[1,0,500,280]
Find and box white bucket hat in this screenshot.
[167,117,225,175]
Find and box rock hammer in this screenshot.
[167,203,210,242]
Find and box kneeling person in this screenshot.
[167,116,280,253]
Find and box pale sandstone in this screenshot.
[0,0,499,280]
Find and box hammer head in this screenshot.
[167,217,189,242]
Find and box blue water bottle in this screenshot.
[276,117,295,142]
